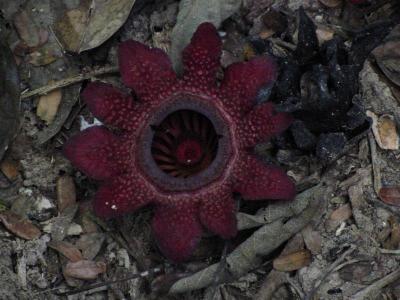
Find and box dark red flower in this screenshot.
[64,23,295,262]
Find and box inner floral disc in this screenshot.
[151,110,218,178]
[137,96,234,192]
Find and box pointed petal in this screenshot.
[63,126,121,180]
[233,153,296,201]
[199,185,237,239]
[118,40,176,103]
[152,202,202,262]
[220,56,278,118]
[93,172,153,219]
[182,22,222,88]
[239,102,293,148]
[82,82,145,131]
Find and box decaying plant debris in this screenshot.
[0,0,400,299]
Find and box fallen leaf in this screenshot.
[0,158,19,181]
[383,216,400,249]
[63,260,106,280]
[0,211,41,240]
[56,175,77,213]
[13,9,41,48]
[76,232,105,260]
[367,111,399,150]
[273,249,312,272]
[302,225,322,254]
[325,203,352,231]
[319,0,342,7]
[55,0,136,53]
[48,241,83,262]
[379,186,400,207]
[170,0,241,72]
[339,262,376,284]
[27,48,59,66]
[36,88,62,125]
[372,25,400,87]
[0,38,20,161]
[260,9,287,39]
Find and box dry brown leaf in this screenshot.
[367,111,399,150]
[76,232,105,260]
[0,211,41,240]
[372,25,400,87]
[56,175,76,213]
[325,203,352,231]
[63,260,106,280]
[36,88,62,125]
[379,186,400,207]
[48,240,83,262]
[316,26,335,44]
[55,0,136,53]
[273,249,312,272]
[0,158,19,181]
[27,48,59,66]
[13,9,41,48]
[302,225,322,254]
[319,0,342,8]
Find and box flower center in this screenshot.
[151,110,218,178]
[137,95,234,192]
[175,139,203,165]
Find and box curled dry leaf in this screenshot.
[302,225,322,254]
[0,158,19,181]
[36,88,62,125]
[325,203,352,232]
[55,0,136,53]
[273,249,312,272]
[13,9,48,49]
[56,175,76,213]
[367,111,399,150]
[378,186,400,207]
[372,25,400,87]
[0,211,41,240]
[76,232,105,260]
[319,0,343,8]
[63,260,106,280]
[48,240,83,262]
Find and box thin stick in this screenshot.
[379,248,400,255]
[368,131,382,194]
[305,246,356,300]
[350,268,400,300]
[35,267,163,296]
[21,65,119,99]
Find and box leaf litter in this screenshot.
[0,0,400,299]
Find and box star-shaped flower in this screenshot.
[64,23,295,262]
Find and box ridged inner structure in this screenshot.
[151,110,218,178]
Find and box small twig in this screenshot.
[379,248,400,255]
[286,275,305,299]
[368,131,382,194]
[21,65,119,99]
[35,267,163,296]
[269,38,296,51]
[350,268,400,300]
[305,245,356,300]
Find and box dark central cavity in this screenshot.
[151,110,218,178]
